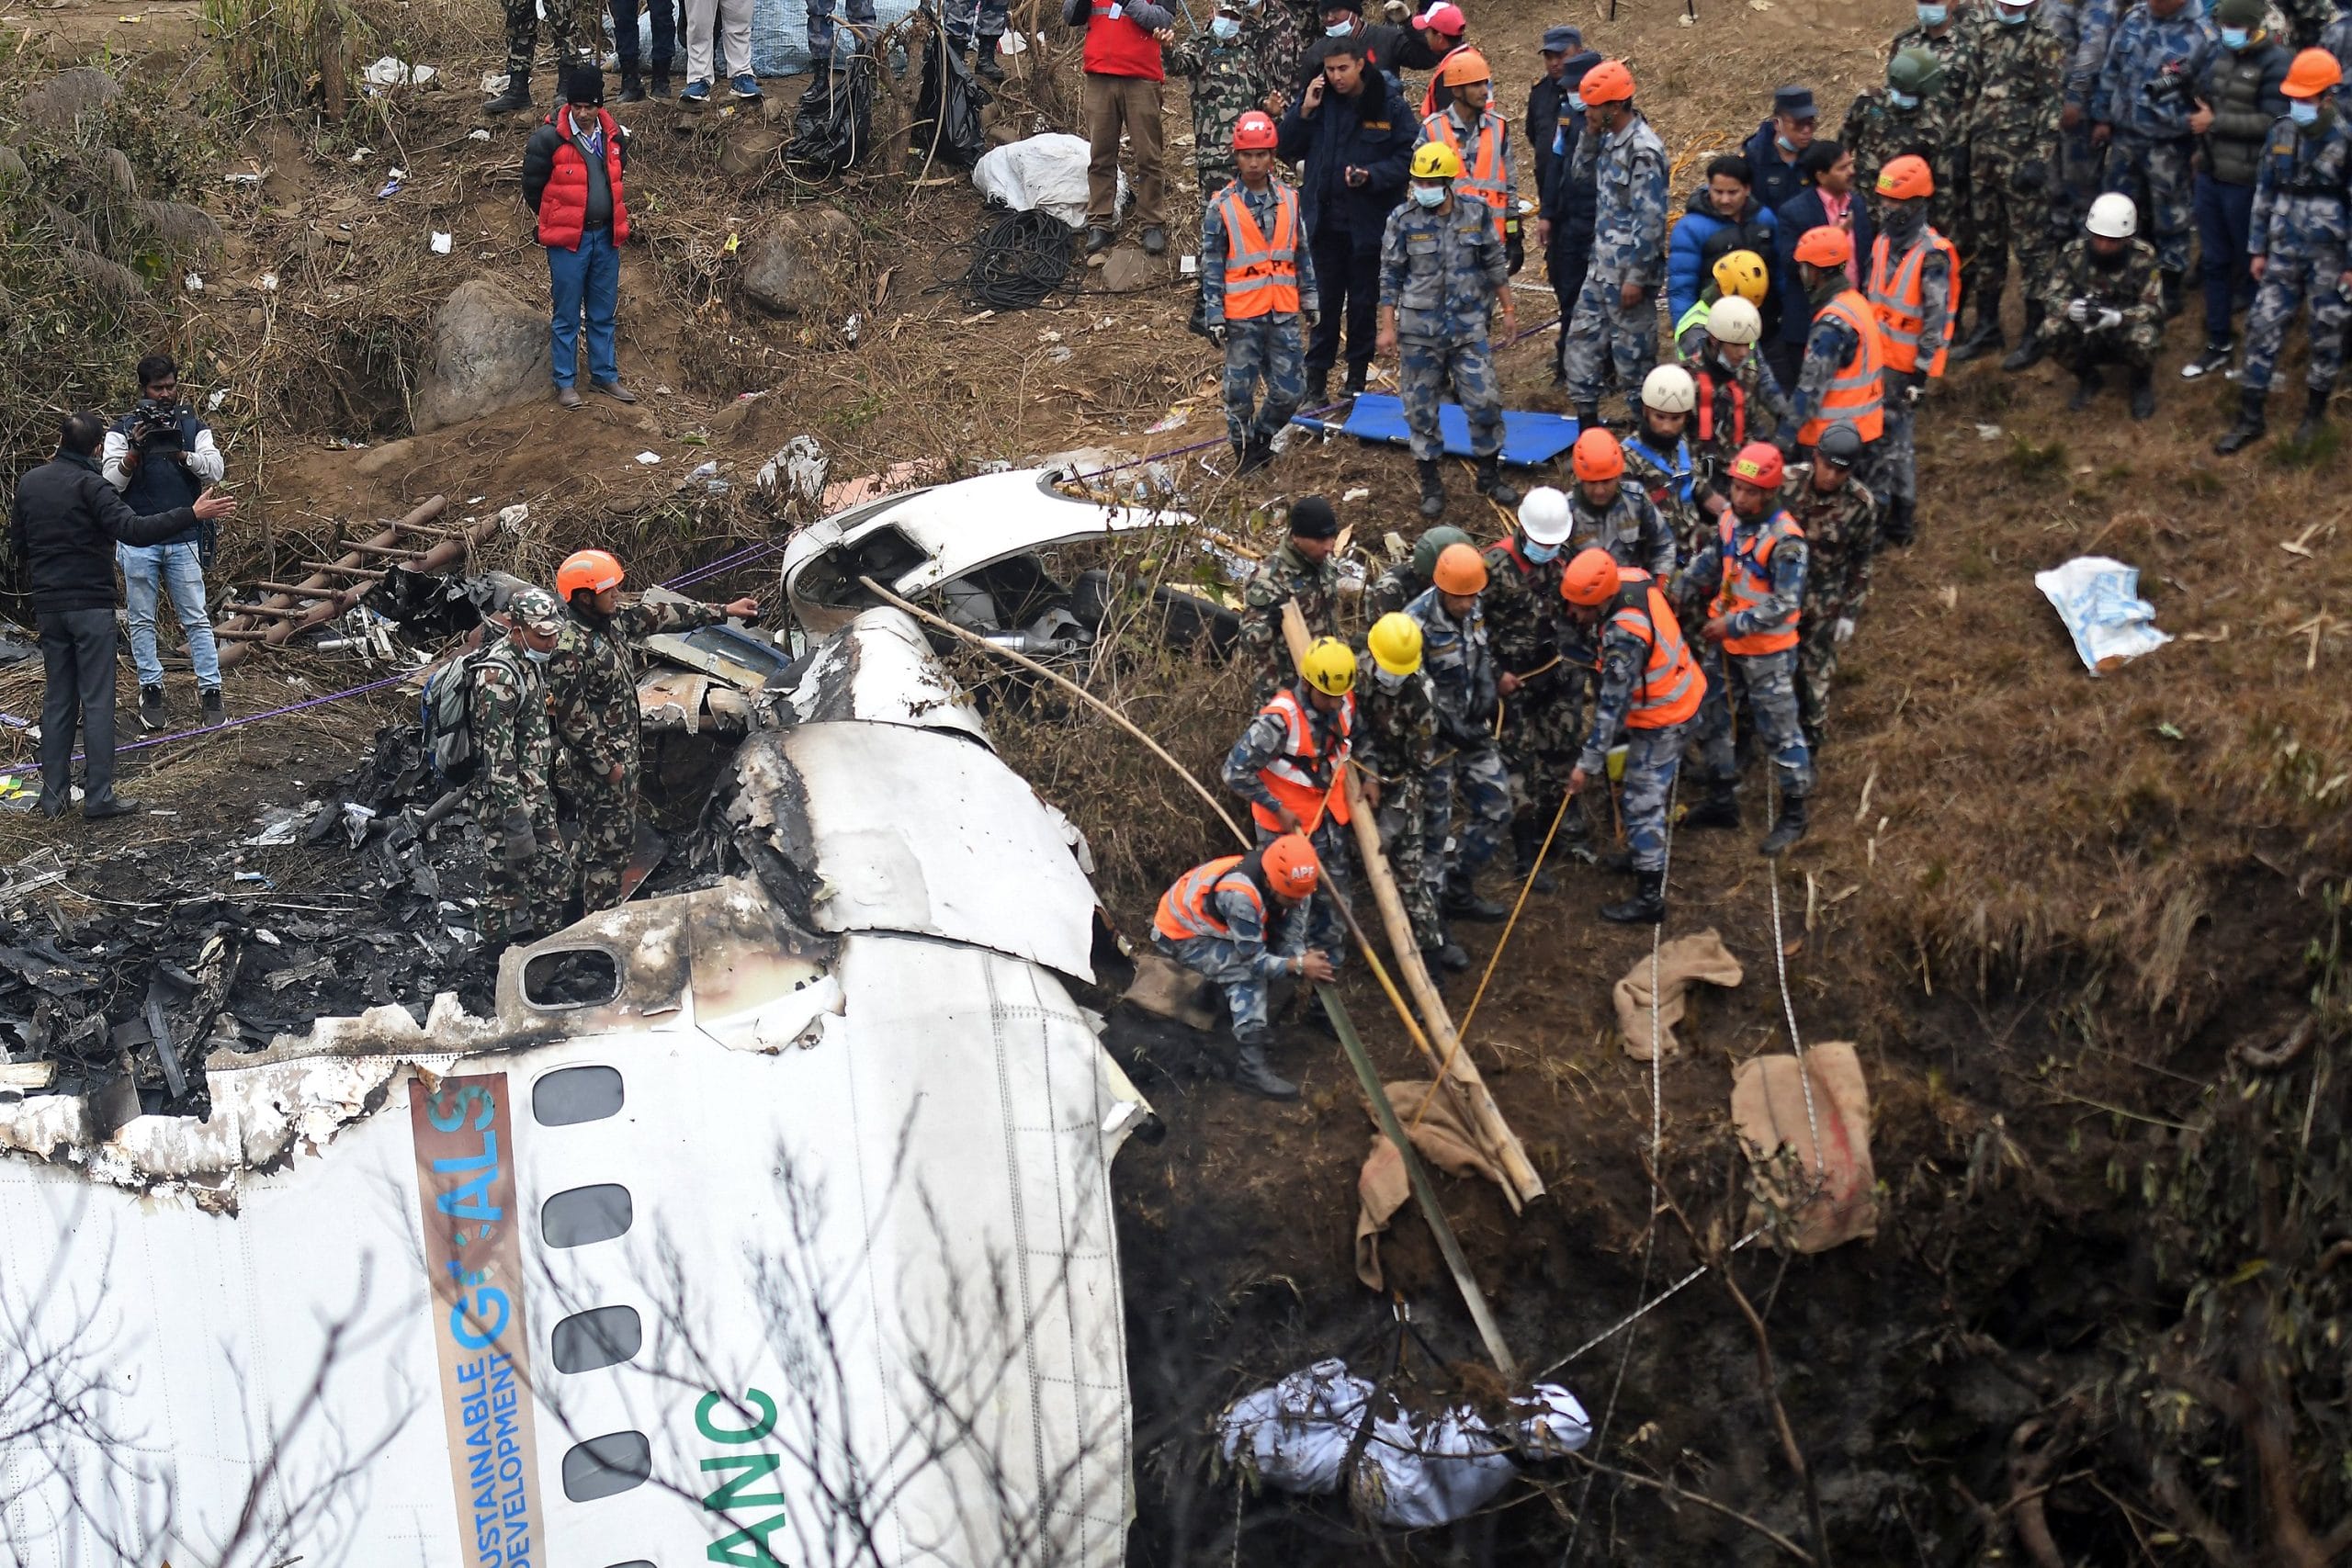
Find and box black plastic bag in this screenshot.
[911,17,990,170]
[787,51,875,176]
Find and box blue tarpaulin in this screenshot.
[1294,392,1579,468]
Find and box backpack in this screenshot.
[420,644,495,785]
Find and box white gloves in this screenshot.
[1833,616,1856,648]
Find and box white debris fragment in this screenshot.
[635,451,662,465]
[183,272,203,292]
[429,231,452,254]
[362,54,437,86]
[497,503,529,530]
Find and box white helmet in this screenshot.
[1641,364,1698,414]
[1706,296,1763,345]
[1517,485,1572,547]
[2086,192,2138,239]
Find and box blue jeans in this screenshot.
[611,0,673,69]
[2193,174,2256,346]
[548,226,620,388]
[117,539,220,690]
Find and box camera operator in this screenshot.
[11,412,236,820]
[102,354,227,730]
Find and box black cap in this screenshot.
[1773,84,1815,120]
[1542,24,1582,51]
[561,54,605,105]
[1289,495,1340,538]
[1323,0,1363,14]
[1817,423,1862,468]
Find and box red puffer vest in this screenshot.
[537,106,629,251]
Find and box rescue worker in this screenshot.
[1482,486,1579,889]
[1166,0,1278,197]
[545,549,758,913]
[2035,191,2165,417]
[1864,154,1958,547]
[1566,427,1678,581]
[1681,443,1813,856]
[1786,226,1887,497]
[1356,612,1463,969]
[2217,48,2352,452]
[1841,47,1957,242]
[1153,832,1330,1100]
[1378,141,1521,517]
[469,587,572,945]
[2182,0,2292,380]
[1622,365,1701,558]
[1558,547,1704,925]
[2061,0,2122,233]
[1405,543,1512,921]
[1948,0,2069,366]
[1561,59,1670,428]
[1369,524,1471,615]
[1222,634,1358,972]
[2093,0,2219,315]
[1415,48,1516,245]
[1781,424,1877,751]
[1688,297,1793,524]
[1415,1,1475,115]
[1204,110,1320,476]
[1239,493,1345,703]
[1674,249,1772,361]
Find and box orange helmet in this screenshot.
[1437,46,1491,86]
[1432,541,1489,595]
[1233,109,1279,151]
[1874,153,1933,200]
[1571,427,1624,482]
[1558,547,1620,607]
[1579,59,1634,105]
[557,547,626,601]
[1792,224,1853,269]
[1729,442,1784,489]
[1261,833,1321,900]
[2284,46,2343,98]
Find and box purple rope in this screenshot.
[2,672,413,781]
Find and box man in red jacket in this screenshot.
[1064,0,1176,257]
[522,57,638,410]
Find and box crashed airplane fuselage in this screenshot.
[0,607,1143,1568]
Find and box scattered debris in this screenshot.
[1613,929,1743,1060]
[361,54,437,86]
[2035,555,2171,674]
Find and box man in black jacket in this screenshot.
[10,412,235,818]
[1525,25,1583,197]
[1299,0,1437,93]
[1534,47,1603,384]
[1281,34,1419,399]
[2184,0,2292,378]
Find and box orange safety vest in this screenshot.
[1797,288,1885,446]
[1212,182,1303,320]
[1421,109,1510,243]
[1155,853,1262,942]
[1252,685,1353,834]
[1695,366,1746,449]
[1709,511,1805,657]
[1604,568,1705,728]
[1866,229,1962,378]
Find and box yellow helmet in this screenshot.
[1712,248,1770,305]
[1366,613,1424,677]
[1301,637,1357,696]
[1409,141,1463,181]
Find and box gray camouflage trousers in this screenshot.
[1881,391,1918,507]
[1374,777,1445,951]
[1697,645,1815,800]
[938,0,1007,45]
[1618,720,1688,874]
[1399,336,1503,459]
[807,0,876,61]
[1563,272,1658,406]
[1423,742,1511,898]
[2238,250,2351,394]
[1151,930,1283,1033]
[1224,313,1307,447]
[2104,132,2195,275]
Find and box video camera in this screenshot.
[129,397,185,452]
[2143,62,2196,114]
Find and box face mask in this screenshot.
[1887,87,1919,109]
[524,645,554,663]
[2221,26,2250,47]
[2292,97,2323,125]
[1916,1,1947,20]
[2090,244,2127,268]
[1374,668,1408,691]
[1411,183,1446,208]
[1566,93,1584,111]
[1883,203,1925,236]
[1776,133,1798,152]
[1325,18,1352,34]
[1522,539,1561,563]
[1212,15,1240,37]
[1996,6,2029,23]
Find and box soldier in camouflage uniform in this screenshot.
[1780,429,1878,753]
[2216,51,2352,452]
[1566,432,1679,581]
[2323,0,2352,81]
[1355,615,1461,968]
[469,588,572,946]
[1622,365,1702,559]
[486,0,581,112]
[1947,0,2070,366]
[1167,3,1278,194]
[547,550,759,913]
[2034,193,2166,415]
[1843,46,1962,240]
[1203,111,1319,473]
[2056,0,2120,230]
[2093,0,2218,306]
[941,0,1010,76]
[1368,525,1470,616]
[1561,61,1669,429]
[1688,298,1795,529]
[1406,545,1512,921]
[1151,835,1327,1100]
[1223,638,1357,977]
[1481,488,1580,887]
[1378,141,1520,516]
[1238,495,1344,703]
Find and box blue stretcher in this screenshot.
[1292,393,1580,468]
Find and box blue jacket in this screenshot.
[1535,51,1604,267]
[1741,120,1811,217]
[1772,186,1873,346]
[1278,70,1418,250]
[1667,188,1778,328]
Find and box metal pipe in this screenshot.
[219,497,486,667]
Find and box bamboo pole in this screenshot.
[218,496,480,668]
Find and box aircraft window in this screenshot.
[551,1306,642,1373]
[562,1431,652,1501]
[523,948,621,1009]
[542,1184,633,1247]
[533,1066,624,1126]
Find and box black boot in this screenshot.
[1443,872,1509,922]
[616,67,646,101]
[2000,301,2046,371]
[1684,778,1740,829]
[1422,938,1471,973]
[2215,385,2267,455]
[1343,362,1368,395]
[2294,384,2332,445]
[2067,366,2102,411]
[1230,1028,1298,1100]
[1476,455,1520,506]
[1882,494,1917,548]
[1759,795,1809,856]
[1600,869,1665,925]
[2180,339,2233,380]
[1306,368,1329,406]
[1237,434,1273,474]
[483,68,532,114]
[1417,459,1445,518]
[1949,289,2005,362]
[2129,367,2156,422]
[2160,269,2185,320]
[1575,401,1600,432]
[1186,290,1212,339]
[650,67,673,96]
[1512,820,1557,894]
[975,30,1005,79]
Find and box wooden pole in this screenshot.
[218,495,469,668]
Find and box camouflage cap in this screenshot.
[506,586,564,636]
